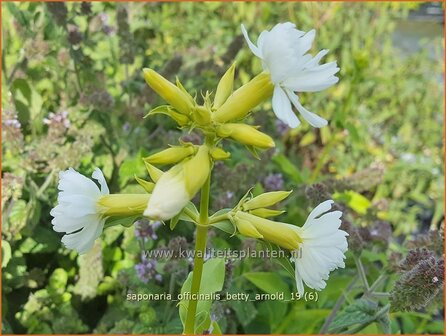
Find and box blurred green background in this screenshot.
[1,2,444,334]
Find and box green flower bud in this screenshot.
[212,72,274,123]
[249,208,285,218]
[143,68,195,115]
[213,63,236,109]
[144,145,196,166]
[216,123,275,149]
[243,191,292,211]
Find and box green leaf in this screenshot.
[273,154,303,184]
[243,272,290,299]
[329,298,378,333]
[179,258,226,333]
[2,240,12,268]
[73,242,104,300]
[333,190,371,215]
[229,298,257,327]
[211,220,235,235]
[245,145,260,159]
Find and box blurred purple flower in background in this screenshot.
[263,173,285,191]
[134,219,161,242]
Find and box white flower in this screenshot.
[241,22,340,128]
[292,200,348,296]
[50,168,109,254]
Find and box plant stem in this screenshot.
[184,174,211,334]
[353,255,369,290]
[320,275,359,334]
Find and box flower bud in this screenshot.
[212,72,274,123]
[213,63,236,109]
[217,123,275,149]
[243,191,292,211]
[144,146,210,220]
[210,147,231,161]
[97,194,151,217]
[143,68,195,115]
[249,208,285,218]
[144,145,196,166]
[235,211,301,250]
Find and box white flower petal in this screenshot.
[92,167,110,195]
[58,168,101,196]
[61,219,104,254]
[286,90,328,128]
[272,86,301,128]
[294,262,305,297]
[303,49,329,68]
[283,62,340,92]
[241,24,263,58]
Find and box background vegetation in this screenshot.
[2,2,444,334]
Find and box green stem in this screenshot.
[354,255,369,290]
[319,275,359,334]
[184,174,211,334]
